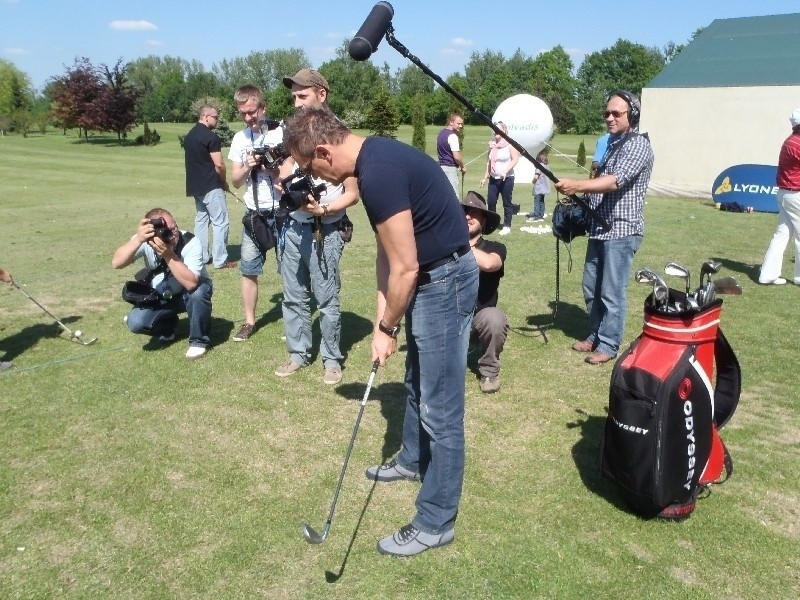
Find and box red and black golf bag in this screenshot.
[600,291,741,520]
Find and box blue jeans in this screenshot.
[582,235,642,356]
[531,193,546,219]
[194,189,230,267]
[395,251,478,534]
[126,278,213,348]
[487,176,515,227]
[280,218,344,369]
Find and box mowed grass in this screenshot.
[0,124,798,599]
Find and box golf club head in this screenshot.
[653,283,669,311]
[713,276,742,295]
[74,335,98,346]
[635,268,658,284]
[664,262,689,279]
[302,522,329,544]
[700,260,722,281]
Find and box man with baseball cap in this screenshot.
[461,191,508,393]
[758,107,800,285]
[273,68,359,384]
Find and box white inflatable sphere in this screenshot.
[491,94,554,181]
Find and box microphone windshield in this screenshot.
[348,2,394,61]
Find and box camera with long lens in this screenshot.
[149,217,173,242]
[279,172,327,213]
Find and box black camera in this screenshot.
[252,143,290,170]
[279,172,327,213]
[149,217,173,242]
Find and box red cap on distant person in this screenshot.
[791,108,800,128]
[283,68,329,91]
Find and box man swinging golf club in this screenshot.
[283,108,478,557]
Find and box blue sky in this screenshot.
[3,0,799,92]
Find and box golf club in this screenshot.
[12,281,98,346]
[699,260,722,287]
[664,262,691,310]
[653,282,670,312]
[712,276,742,296]
[635,268,659,308]
[301,359,380,544]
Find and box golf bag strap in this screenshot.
[705,439,734,486]
[713,327,741,430]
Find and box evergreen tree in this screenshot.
[577,140,586,167]
[411,93,426,151]
[364,83,398,138]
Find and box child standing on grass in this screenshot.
[528,151,550,222]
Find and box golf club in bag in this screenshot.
[301,360,380,544]
[600,265,741,520]
[13,281,97,346]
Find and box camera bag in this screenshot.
[242,168,277,252]
[121,280,162,307]
[600,291,740,520]
[552,199,589,243]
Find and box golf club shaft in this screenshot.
[307,360,380,541]
[13,281,75,335]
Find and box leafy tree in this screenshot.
[411,93,426,151]
[394,64,435,123]
[319,42,383,120]
[84,59,140,140]
[0,59,35,133]
[529,46,578,133]
[50,57,103,139]
[364,82,398,138]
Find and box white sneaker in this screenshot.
[498,226,511,236]
[185,346,207,361]
[758,277,786,285]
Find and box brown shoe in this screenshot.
[571,339,593,352]
[232,323,254,341]
[215,261,238,269]
[585,351,615,365]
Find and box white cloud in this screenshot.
[441,48,465,58]
[145,39,163,47]
[4,46,27,55]
[109,20,158,31]
[451,37,473,47]
[324,31,342,40]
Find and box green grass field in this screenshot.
[1,124,798,599]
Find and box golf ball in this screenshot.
[74,330,82,337]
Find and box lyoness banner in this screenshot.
[711,164,778,213]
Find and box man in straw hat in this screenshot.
[461,191,508,393]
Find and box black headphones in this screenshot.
[607,90,640,126]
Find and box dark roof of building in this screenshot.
[647,13,800,88]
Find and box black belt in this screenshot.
[419,245,470,272]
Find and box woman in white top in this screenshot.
[479,122,521,235]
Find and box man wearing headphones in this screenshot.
[555,91,654,365]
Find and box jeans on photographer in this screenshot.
[582,235,642,357]
[280,218,344,369]
[126,277,213,348]
[394,251,478,535]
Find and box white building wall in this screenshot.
[640,86,800,197]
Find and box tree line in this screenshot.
[0,35,695,140]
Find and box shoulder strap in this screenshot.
[713,328,741,429]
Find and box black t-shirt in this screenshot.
[475,237,506,311]
[184,122,223,197]
[355,136,468,266]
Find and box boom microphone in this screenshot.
[348,2,394,61]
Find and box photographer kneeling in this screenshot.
[112,208,213,360]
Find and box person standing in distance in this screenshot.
[438,113,466,196]
[479,121,521,236]
[556,91,653,365]
[758,107,800,285]
[283,108,478,557]
[184,105,236,270]
[0,265,13,371]
[228,85,292,342]
[275,69,359,384]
